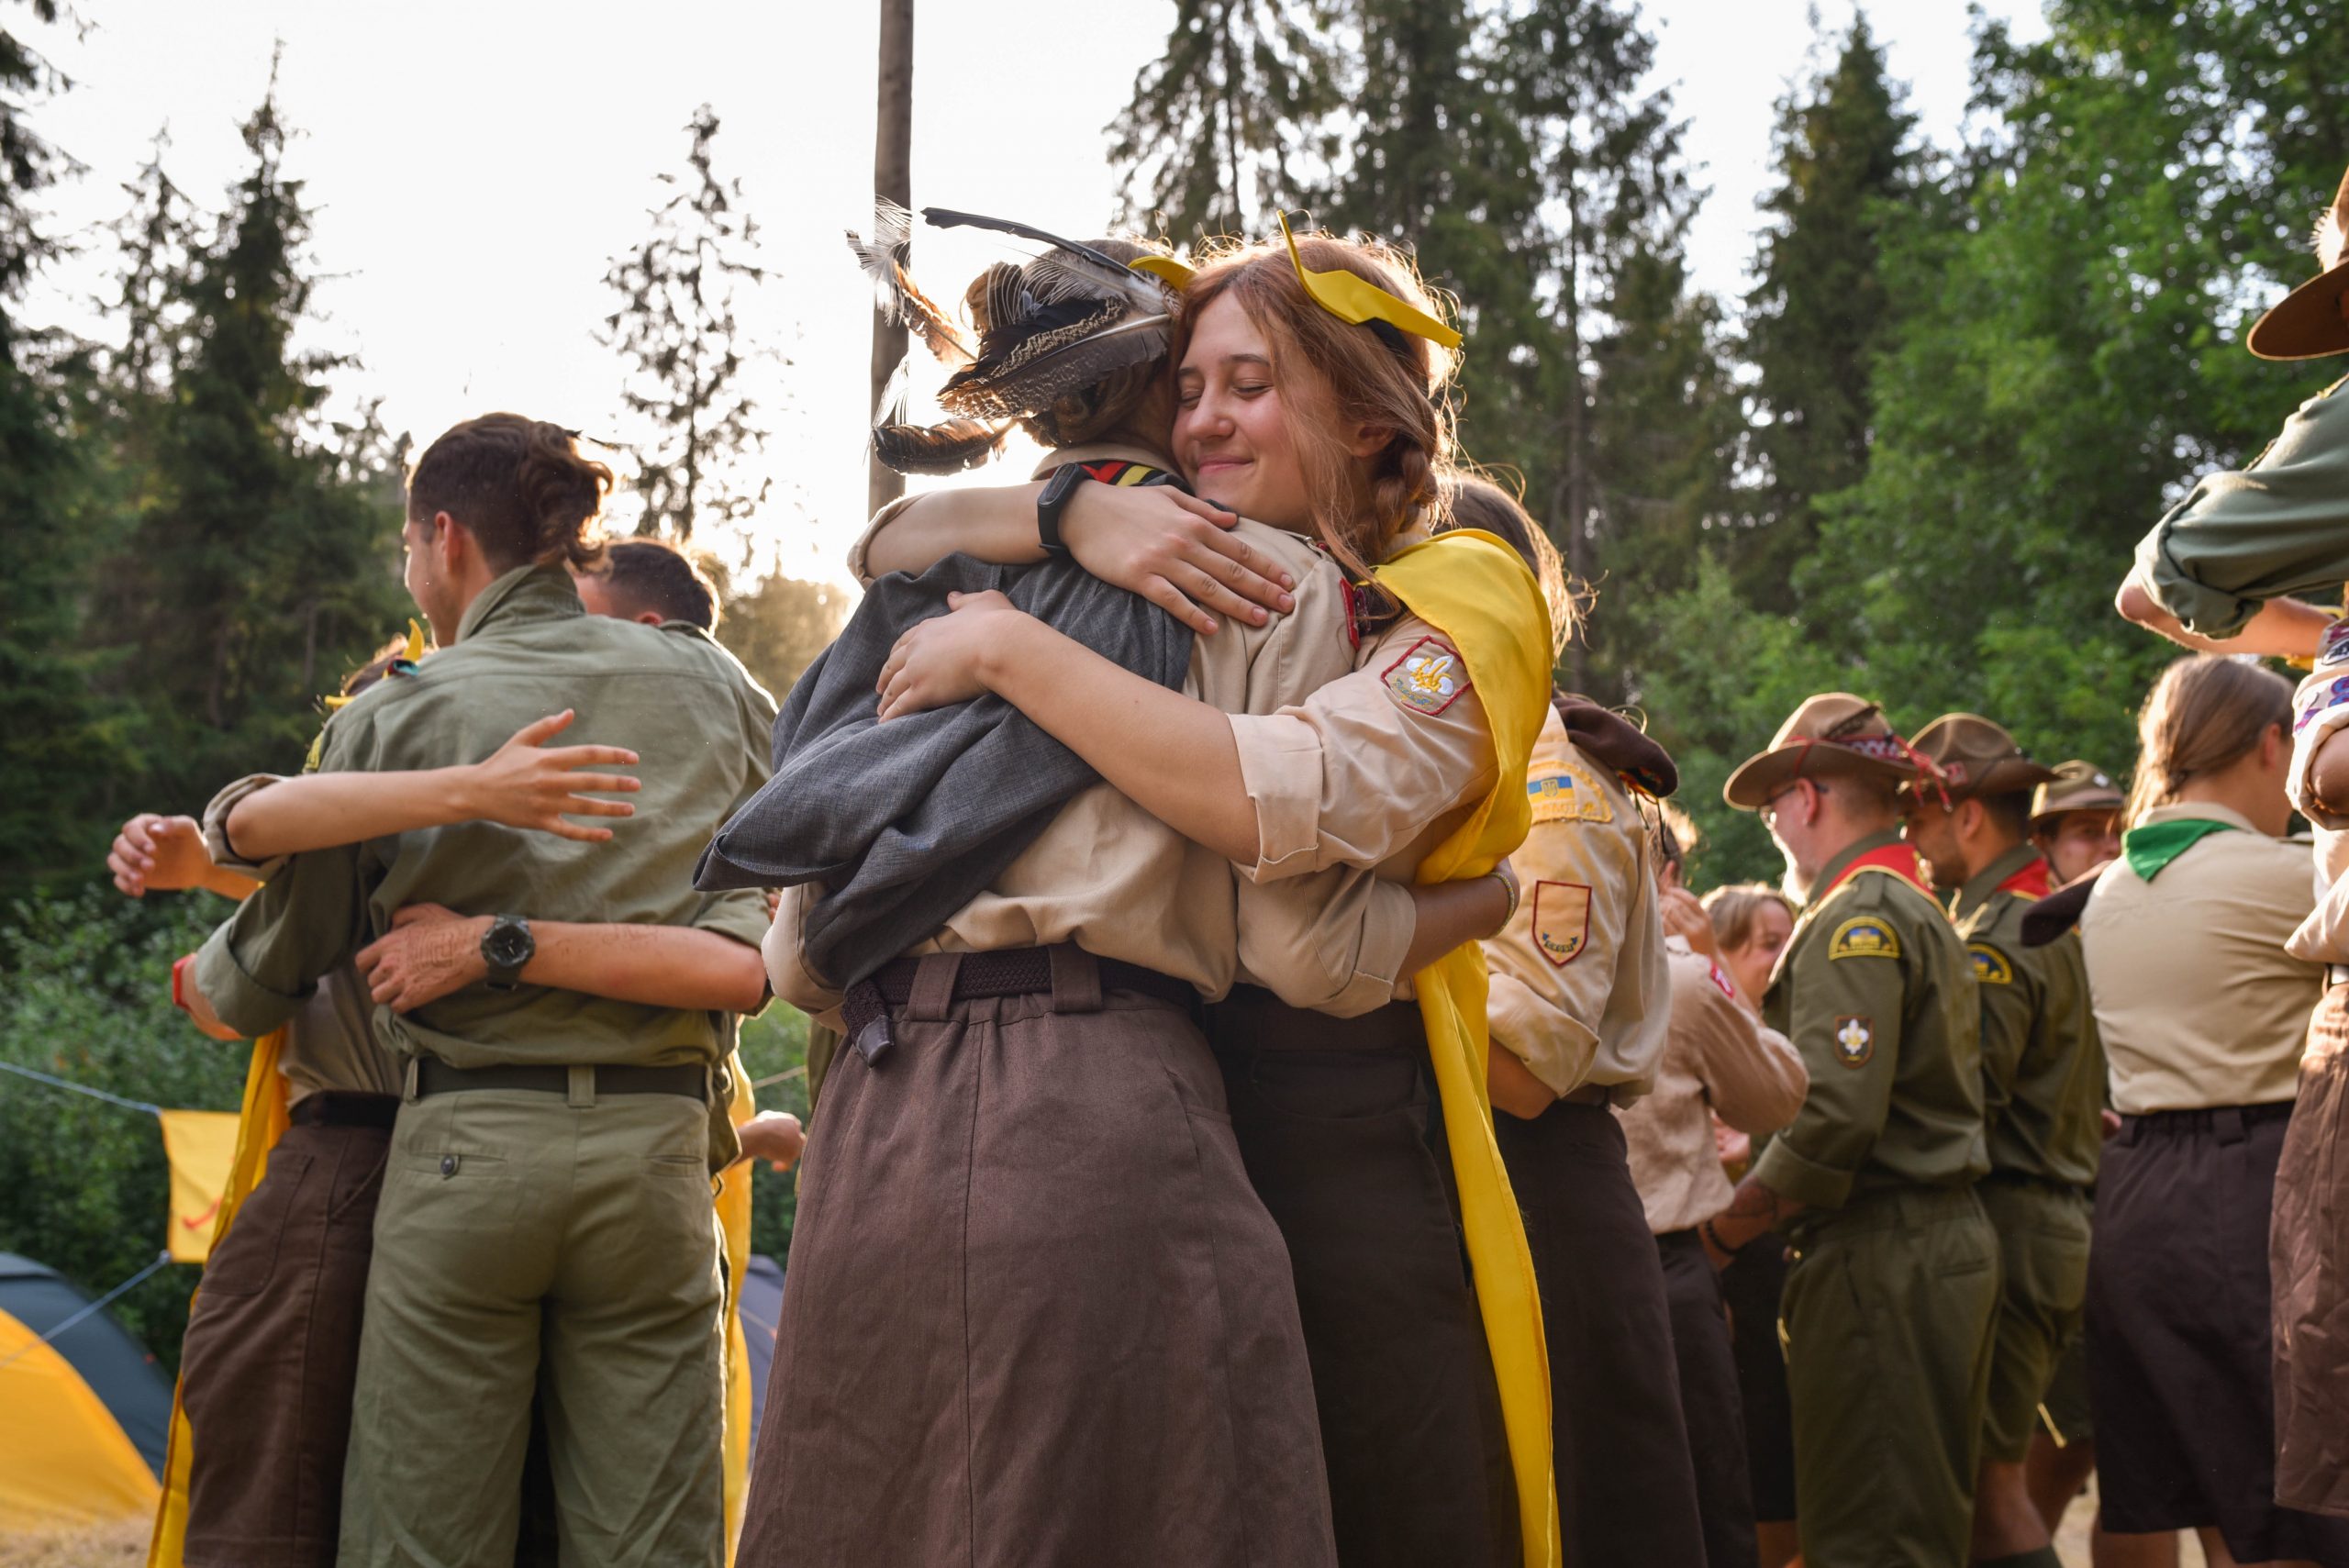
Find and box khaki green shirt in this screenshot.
[2135,374,2349,638]
[1949,844,2103,1188]
[1757,829,1988,1209]
[195,564,776,1071]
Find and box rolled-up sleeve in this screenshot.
[763,884,844,1023]
[844,494,923,588]
[191,840,369,1038]
[2133,383,2349,639]
[1236,868,1416,1018]
[201,773,292,879]
[1226,617,1496,883]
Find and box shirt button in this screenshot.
[440,1154,458,1177]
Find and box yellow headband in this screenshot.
[1124,217,1464,351]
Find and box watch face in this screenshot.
[484,919,532,970]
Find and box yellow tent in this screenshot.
[0,1253,173,1531]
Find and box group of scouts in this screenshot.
[83,171,2349,1568]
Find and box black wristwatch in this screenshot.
[480,915,535,992]
[1034,463,1093,558]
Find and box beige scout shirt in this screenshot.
[2080,802,2321,1112]
[1620,935,1809,1235]
[1480,706,1670,1098]
[2287,656,2349,964]
[771,452,1417,1019]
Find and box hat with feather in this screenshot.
[848,201,1181,474]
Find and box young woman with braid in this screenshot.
[861,224,1559,1568]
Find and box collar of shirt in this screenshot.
[2136,799,2259,835]
[1803,826,1909,911]
[1953,842,2045,922]
[1029,439,1178,480]
[454,562,586,644]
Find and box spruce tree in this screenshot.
[1739,16,1917,603]
[1109,0,1344,239]
[600,105,772,542]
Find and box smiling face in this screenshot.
[1171,293,1315,533]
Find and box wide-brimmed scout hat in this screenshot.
[2248,167,2349,361]
[1724,693,1920,810]
[2030,759,2126,829]
[1905,714,2059,803]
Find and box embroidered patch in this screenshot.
[1827,916,1901,962]
[1379,636,1472,716]
[1708,962,1738,1001]
[2320,618,2349,670]
[1527,762,1614,825]
[1532,881,1592,967]
[1833,1016,1876,1067]
[1969,942,2015,985]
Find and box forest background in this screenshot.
[4,0,2346,1360]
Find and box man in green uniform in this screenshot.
[2030,762,2124,889]
[189,416,774,1568]
[1903,716,2102,1568]
[1701,693,1998,1568]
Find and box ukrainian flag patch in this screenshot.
[1827,916,1901,961]
[1527,762,1612,824]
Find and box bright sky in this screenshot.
[20,0,2044,590]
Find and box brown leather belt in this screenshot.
[289,1091,400,1130]
[414,1060,707,1102]
[843,947,1194,1066]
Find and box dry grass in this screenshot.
[0,1518,150,1568]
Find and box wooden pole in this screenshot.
[867,0,914,519]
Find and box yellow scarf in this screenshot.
[1373,529,1560,1568]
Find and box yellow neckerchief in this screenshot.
[1373,528,1561,1568]
[715,1050,756,1563]
[148,1032,292,1568]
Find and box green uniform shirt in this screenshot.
[2135,373,2349,638]
[195,564,776,1071]
[1757,828,1988,1209]
[1950,844,2104,1188]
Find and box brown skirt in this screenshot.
[2275,984,2349,1518]
[1657,1229,1758,1568]
[736,950,1334,1568]
[180,1106,392,1568]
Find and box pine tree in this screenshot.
[1739,16,1918,603]
[96,67,406,810]
[1109,0,1345,239]
[600,105,773,542]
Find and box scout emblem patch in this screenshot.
[1827,916,1901,961]
[1532,880,1592,967]
[1380,636,1472,716]
[1527,761,1613,825]
[1969,942,2015,985]
[1833,1016,1875,1067]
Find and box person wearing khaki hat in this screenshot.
[1702,695,1998,1568]
[1902,716,2100,1568]
[2029,761,2125,888]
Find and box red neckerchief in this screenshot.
[1816,840,1932,904]
[1996,855,2053,901]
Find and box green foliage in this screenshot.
[734,1002,810,1263]
[601,106,774,542]
[714,571,850,701]
[0,889,249,1367]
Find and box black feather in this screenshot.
[937,314,1171,420]
[924,206,1169,317]
[872,417,1013,475]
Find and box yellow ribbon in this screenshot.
[1126,217,1464,350]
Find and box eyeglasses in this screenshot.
[1759,782,1807,829]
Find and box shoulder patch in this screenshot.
[1531,880,1592,967]
[1968,942,2015,985]
[1527,760,1614,825]
[1379,636,1472,716]
[1832,1016,1876,1068]
[1827,915,1902,962]
[1708,962,1738,1001]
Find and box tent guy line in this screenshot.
[0,1250,172,1373]
[0,1058,165,1117]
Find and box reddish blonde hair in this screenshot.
[1172,228,1462,581]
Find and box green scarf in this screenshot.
[2121,817,2241,882]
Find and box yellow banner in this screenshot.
[156,1110,239,1266]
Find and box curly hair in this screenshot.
[408,414,611,572]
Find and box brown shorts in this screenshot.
[2088,1101,2349,1562]
[740,951,1333,1568]
[2275,988,2349,1518]
[180,1103,392,1568]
